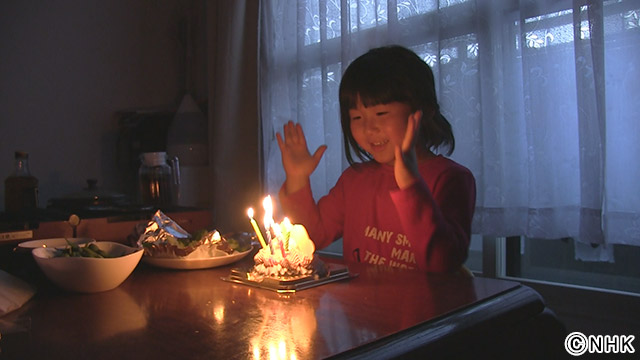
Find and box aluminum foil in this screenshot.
[137,210,200,258]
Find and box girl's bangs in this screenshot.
[341,76,411,110]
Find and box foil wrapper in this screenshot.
[137,210,201,258]
[137,210,239,259]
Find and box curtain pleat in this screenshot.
[207,0,261,231]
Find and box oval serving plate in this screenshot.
[19,237,95,250]
[143,246,253,270]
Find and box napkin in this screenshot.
[0,270,36,317]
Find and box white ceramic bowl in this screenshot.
[19,237,94,250]
[32,241,143,293]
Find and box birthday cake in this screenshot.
[249,219,326,280]
[223,196,350,291]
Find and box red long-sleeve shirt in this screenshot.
[279,155,476,273]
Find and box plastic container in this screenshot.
[167,94,209,207]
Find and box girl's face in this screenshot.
[349,98,415,166]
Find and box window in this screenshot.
[260,0,640,293]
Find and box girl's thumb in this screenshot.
[313,145,328,165]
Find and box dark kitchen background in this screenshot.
[0,1,261,231]
[1,1,201,209]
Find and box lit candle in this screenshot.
[247,208,268,249]
[265,224,274,255]
[281,217,292,252]
[282,217,292,232]
[262,196,274,230]
[272,222,286,257]
[264,215,273,245]
[263,195,275,255]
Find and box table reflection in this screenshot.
[31,287,147,342]
[1,258,525,360]
[247,291,316,359]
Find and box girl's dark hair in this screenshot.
[339,45,455,165]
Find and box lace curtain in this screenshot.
[259,0,640,250]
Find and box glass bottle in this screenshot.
[138,152,179,208]
[4,151,39,215]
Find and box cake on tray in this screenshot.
[248,220,328,281]
[223,205,352,292]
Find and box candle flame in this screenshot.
[263,195,274,229]
[212,230,221,241]
[272,222,282,237]
[282,217,292,230]
[263,195,273,214]
[247,207,254,219]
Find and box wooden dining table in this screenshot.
[0,250,566,360]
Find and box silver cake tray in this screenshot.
[221,263,355,293]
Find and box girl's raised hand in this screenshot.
[276,121,327,194]
[394,110,422,189]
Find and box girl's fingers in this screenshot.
[284,122,292,142]
[276,132,285,150]
[395,145,403,163]
[403,110,422,151]
[283,121,303,145]
[280,121,312,152]
[296,123,308,146]
[282,121,306,146]
[401,114,415,151]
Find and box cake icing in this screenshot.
[250,221,318,280]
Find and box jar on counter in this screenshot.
[4,151,39,215]
[138,152,179,208]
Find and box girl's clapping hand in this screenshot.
[394,110,422,189]
[276,121,327,193]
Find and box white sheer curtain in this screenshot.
[259,0,640,251]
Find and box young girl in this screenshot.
[276,45,476,273]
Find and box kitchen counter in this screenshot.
[0,209,212,245]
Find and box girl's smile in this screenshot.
[349,99,414,165]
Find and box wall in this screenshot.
[0,0,199,209]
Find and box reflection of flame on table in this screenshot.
[248,292,317,360]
